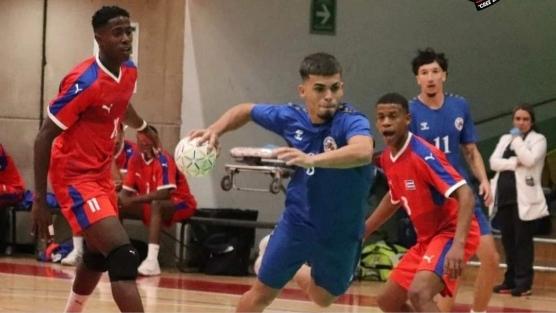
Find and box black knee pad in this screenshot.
[83,250,108,272]
[106,244,140,282]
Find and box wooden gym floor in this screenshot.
[1,257,555,312]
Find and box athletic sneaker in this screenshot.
[253,234,270,275]
[138,258,161,276]
[511,287,532,297]
[61,249,82,266]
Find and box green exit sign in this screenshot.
[310,0,336,35]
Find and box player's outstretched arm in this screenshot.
[444,183,475,279]
[364,193,400,240]
[461,143,492,206]
[275,135,374,169]
[33,117,62,239]
[188,103,255,150]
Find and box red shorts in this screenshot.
[141,196,196,227]
[389,231,479,297]
[52,179,118,235]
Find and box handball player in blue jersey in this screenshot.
[409,48,499,313]
[189,52,374,312]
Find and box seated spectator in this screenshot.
[0,144,25,206]
[114,123,138,175]
[119,126,197,276]
[0,144,25,253]
[489,104,548,297]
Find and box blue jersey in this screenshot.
[409,94,477,181]
[251,103,373,242]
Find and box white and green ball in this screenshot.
[174,137,216,177]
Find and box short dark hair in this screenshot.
[92,6,130,30]
[411,48,448,75]
[146,124,158,135]
[376,92,409,113]
[299,52,342,80]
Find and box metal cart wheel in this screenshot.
[269,177,281,194]
[221,175,233,191]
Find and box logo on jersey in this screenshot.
[322,136,338,152]
[420,122,430,131]
[454,117,464,131]
[73,83,82,94]
[423,254,434,263]
[101,104,113,114]
[424,153,435,161]
[294,130,304,141]
[404,180,416,191]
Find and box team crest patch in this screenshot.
[454,117,464,131]
[404,180,416,190]
[323,136,338,152]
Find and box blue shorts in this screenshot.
[474,198,492,236]
[258,219,361,296]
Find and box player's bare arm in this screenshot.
[32,117,63,239]
[461,142,492,206]
[188,103,255,150]
[275,135,373,169]
[123,104,159,146]
[444,183,475,279]
[364,192,400,239]
[119,188,171,208]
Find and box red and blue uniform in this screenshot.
[48,56,137,234]
[0,144,25,206]
[114,140,137,174]
[381,133,479,296]
[123,150,197,226]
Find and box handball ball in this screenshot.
[174,137,217,177]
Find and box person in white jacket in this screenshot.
[489,104,548,297]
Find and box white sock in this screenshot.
[64,290,89,313]
[147,243,160,261]
[73,236,84,254]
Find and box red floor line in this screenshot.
[0,261,543,312]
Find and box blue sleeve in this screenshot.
[344,114,372,140]
[251,104,287,136]
[460,99,478,144]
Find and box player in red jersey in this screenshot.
[0,144,25,207]
[113,122,137,191]
[365,93,479,312]
[119,127,197,276]
[61,123,138,267]
[114,123,138,176]
[32,6,155,313]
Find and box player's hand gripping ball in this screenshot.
[174,137,217,177]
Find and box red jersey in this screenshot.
[114,140,137,174]
[123,150,196,207]
[0,144,25,193]
[381,133,478,243]
[48,56,137,183]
